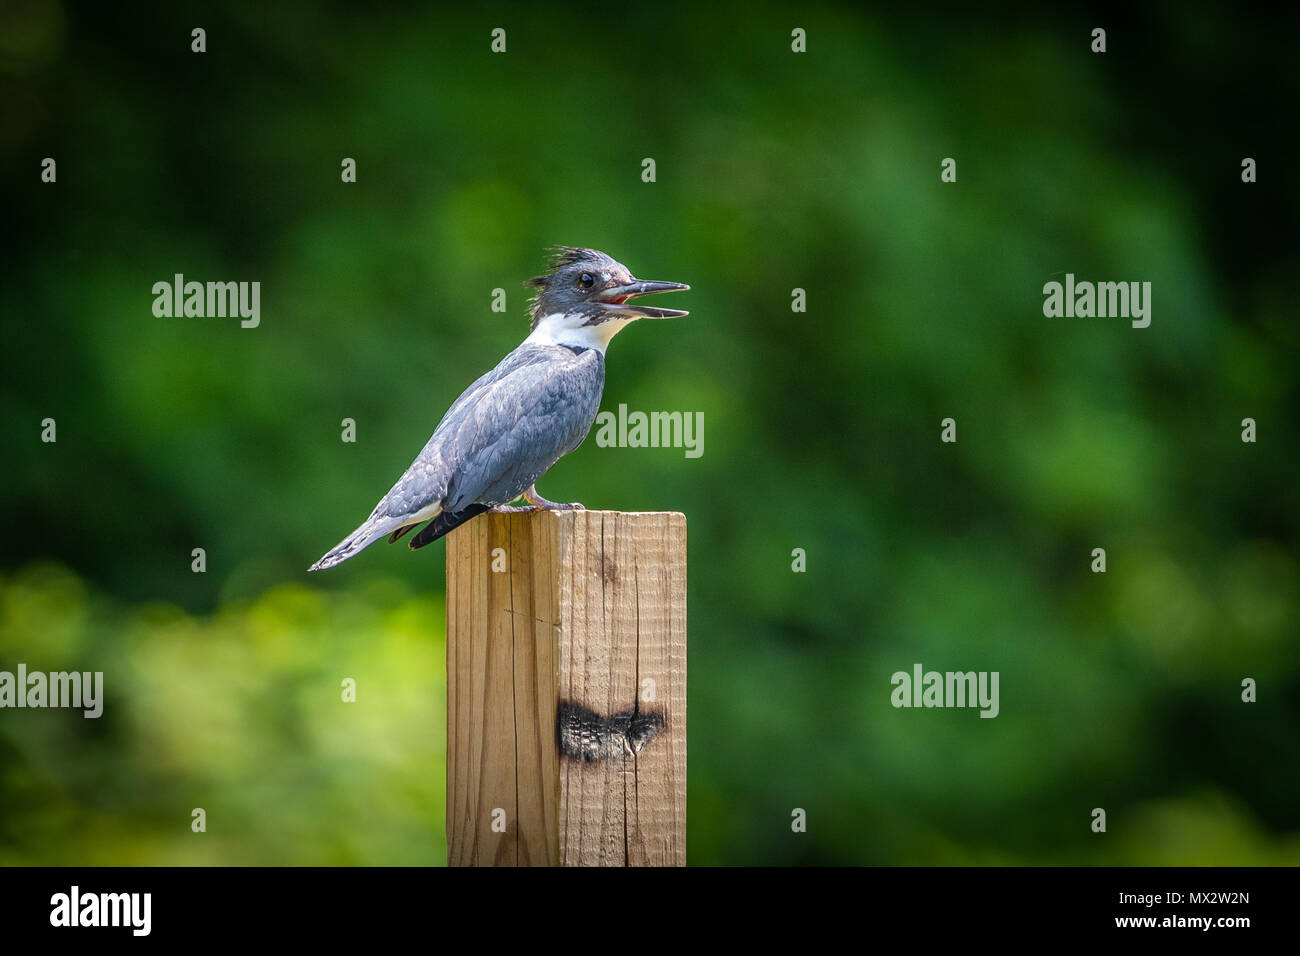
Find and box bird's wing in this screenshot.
[308,345,601,572]
[375,344,604,519]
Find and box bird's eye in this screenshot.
[579,273,595,289]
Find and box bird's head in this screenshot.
[524,247,689,352]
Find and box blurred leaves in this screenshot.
[0,564,444,865]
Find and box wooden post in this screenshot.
[445,509,686,866]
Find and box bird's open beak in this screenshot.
[596,280,690,318]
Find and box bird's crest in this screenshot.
[524,246,609,327]
[524,246,602,289]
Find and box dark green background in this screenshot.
[2,1,1296,865]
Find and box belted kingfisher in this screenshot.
[308,247,689,571]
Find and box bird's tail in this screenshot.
[408,504,490,549]
[308,517,399,572]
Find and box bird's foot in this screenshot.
[490,504,534,514]
[524,485,585,511]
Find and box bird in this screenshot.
[308,247,689,571]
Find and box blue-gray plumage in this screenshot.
[309,247,689,571]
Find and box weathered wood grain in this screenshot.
[446,510,686,866]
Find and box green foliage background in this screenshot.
[1,2,1297,865]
